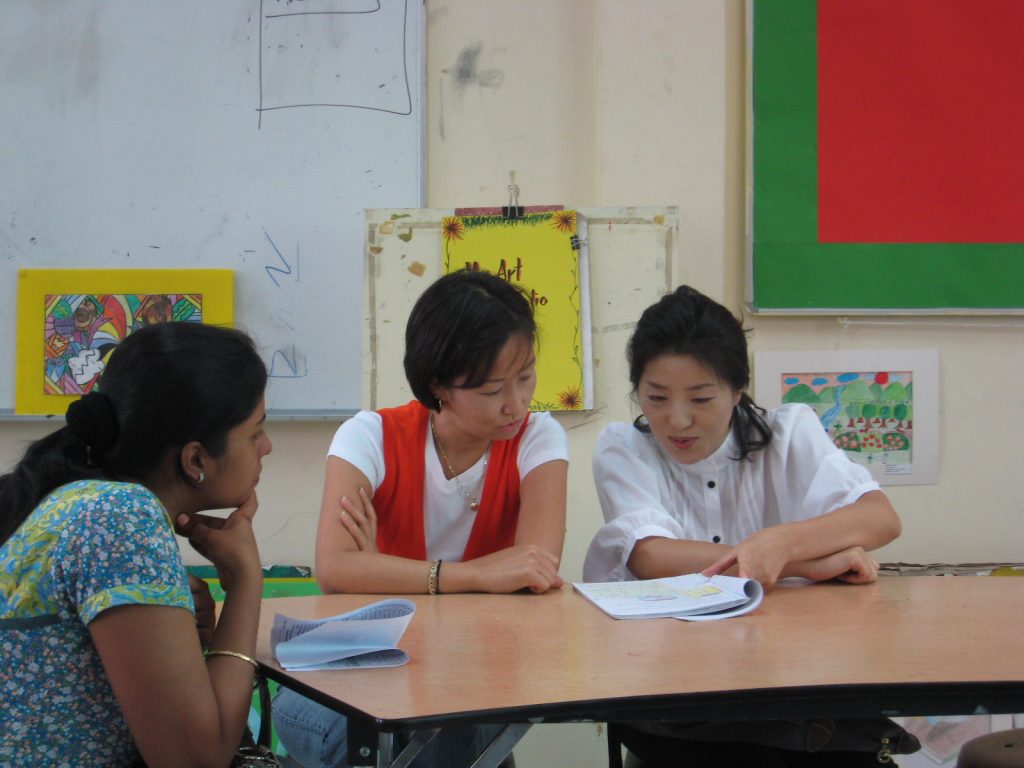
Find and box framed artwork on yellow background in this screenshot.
[16,269,233,415]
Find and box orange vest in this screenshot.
[373,401,528,561]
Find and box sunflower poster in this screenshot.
[441,209,592,411]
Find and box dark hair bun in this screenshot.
[65,391,120,452]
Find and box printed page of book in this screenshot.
[573,574,763,620]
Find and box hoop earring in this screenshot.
[196,471,205,485]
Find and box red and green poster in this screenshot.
[751,0,1024,311]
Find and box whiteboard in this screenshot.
[0,0,424,417]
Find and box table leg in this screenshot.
[348,720,529,768]
[469,723,532,768]
[390,729,441,768]
[347,716,380,768]
[378,732,394,766]
[347,723,443,768]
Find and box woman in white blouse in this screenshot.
[584,285,904,766]
[585,285,900,587]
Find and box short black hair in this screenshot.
[404,270,536,410]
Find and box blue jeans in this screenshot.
[272,688,506,768]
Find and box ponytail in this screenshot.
[0,423,104,546]
[730,393,772,461]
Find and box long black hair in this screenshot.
[0,322,267,545]
[627,285,772,460]
[404,270,537,411]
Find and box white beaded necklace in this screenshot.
[430,417,489,512]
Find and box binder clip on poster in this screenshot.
[502,171,524,220]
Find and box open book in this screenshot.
[572,574,764,621]
[271,598,415,671]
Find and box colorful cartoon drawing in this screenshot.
[44,293,204,396]
[781,370,913,473]
[16,269,233,415]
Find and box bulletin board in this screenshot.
[364,207,679,411]
[748,0,1024,313]
[0,1,424,417]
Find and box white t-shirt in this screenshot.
[583,403,880,582]
[328,409,568,561]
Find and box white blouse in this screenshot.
[583,403,879,582]
[328,409,568,562]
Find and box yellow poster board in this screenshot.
[16,269,233,415]
[442,210,589,411]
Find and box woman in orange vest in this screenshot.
[273,270,568,767]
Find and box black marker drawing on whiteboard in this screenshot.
[257,0,413,129]
[268,346,308,379]
[263,230,300,288]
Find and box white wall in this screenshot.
[3,3,1022,766]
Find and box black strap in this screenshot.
[256,674,273,748]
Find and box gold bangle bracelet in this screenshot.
[427,559,442,595]
[204,649,259,670]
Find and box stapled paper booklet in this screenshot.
[271,598,415,671]
[572,574,764,621]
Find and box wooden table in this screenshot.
[255,576,1024,767]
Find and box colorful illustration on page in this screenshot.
[781,370,913,476]
[442,210,584,411]
[899,715,1002,767]
[44,293,203,396]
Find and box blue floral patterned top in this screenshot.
[0,480,193,766]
